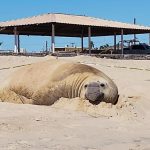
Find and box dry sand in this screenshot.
[0,55,150,150]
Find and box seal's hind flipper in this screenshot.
[0,89,33,104]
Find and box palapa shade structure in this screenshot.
[0,13,150,53]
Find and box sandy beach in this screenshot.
[0,55,150,150]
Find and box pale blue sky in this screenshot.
[0,0,150,51]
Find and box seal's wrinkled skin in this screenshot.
[0,59,119,105]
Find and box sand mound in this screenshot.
[52,95,143,120]
[0,93,142,120]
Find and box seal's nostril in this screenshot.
[100,83,105,87]
[84,84,88,88]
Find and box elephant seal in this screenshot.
[0,59,119,105]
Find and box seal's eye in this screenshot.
[100,83,105,87]
[84,84,88,88]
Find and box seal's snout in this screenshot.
[85,82,104,102]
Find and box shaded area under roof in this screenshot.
[0,13,150,37]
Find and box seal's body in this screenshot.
[0,59,118,105]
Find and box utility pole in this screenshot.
[134,18,136,44]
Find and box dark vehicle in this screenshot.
[123,43,150,54]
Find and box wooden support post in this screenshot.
[14,27,18,53]
[81,36,84,52]
[51,24,55,53]
[114,33,117,51]
[45,41,48,53]
[17,34,20,53]
[14,27,20,53]
[149,33,150,45]
[88,26,91,55]
[121,29,124,56]
[81,27,84,52]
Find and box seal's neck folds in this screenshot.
[63,73,89,98]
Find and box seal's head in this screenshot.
[80,75,119,105]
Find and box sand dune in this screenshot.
[0,55,150,150]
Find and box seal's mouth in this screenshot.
[89,100,102,105]
[85,92,104,105]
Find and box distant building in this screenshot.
[55,47,82,52]
[20,48,27,53]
